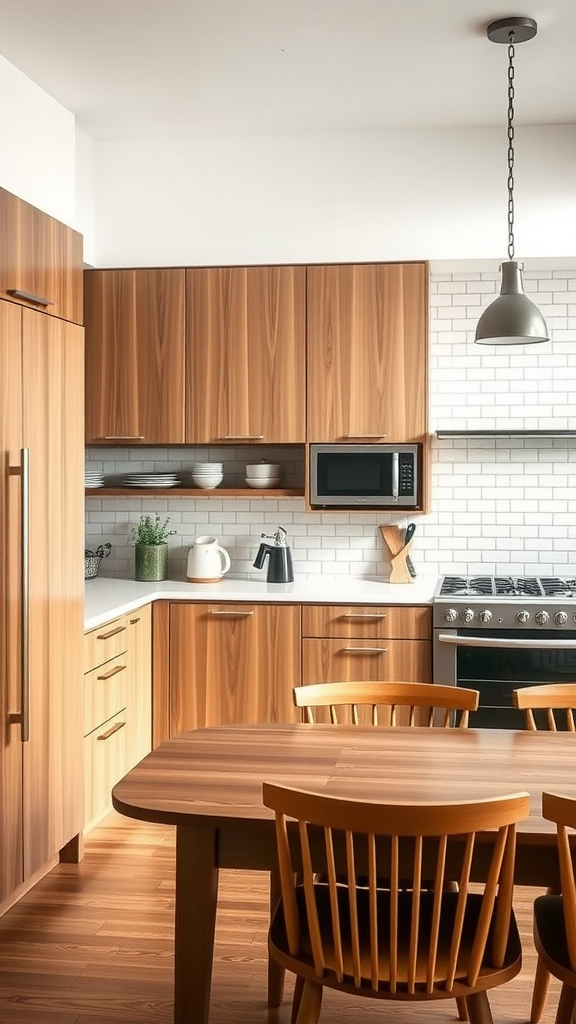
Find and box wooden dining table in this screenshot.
[112,723,576,1024]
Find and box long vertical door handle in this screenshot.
[20,448,30,742]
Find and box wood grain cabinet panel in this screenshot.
[302,638,432,685]
[169,602,301,734]
[0,187,83,326]
[307,262,428,442]
[83,617,128,673]
[185,266,306,443]
[84,710,127,830]
[125,604,153,771]
[302,604,432,640]
[84,268,185,444]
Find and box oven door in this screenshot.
[434,628,576,728]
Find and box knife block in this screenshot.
[380,525,414,584]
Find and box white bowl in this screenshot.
[245,477,282,489]
[246,463,282,479]
[191,472,223,489]
[192,462,223,471]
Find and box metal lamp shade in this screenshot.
[475,260,549,346]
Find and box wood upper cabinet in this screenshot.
[306,262,428,442]
[169,602,301,734]
[185,266,306,443]
[84,268,185,444]
[0,187,83,326]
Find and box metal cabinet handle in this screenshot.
[97,720,126,741]
[222,434,264,440]
[20,448,30,743]
[102,435,145,441]
[97,664,126,681]
[129,617,140,625]
[341,613,386,620]
[341,646,387,654]
[210,609,255,617]
[97,625,126,640]
[7,288,53,308]
[343,434,387,439]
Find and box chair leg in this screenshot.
[465,991,494,1024]
[294,979,323,1024]
[456,995,469,1020]
[267,868,285,1008]
[530,955,551,1023]
[291,976,305,1024]
[555,982,576,1024]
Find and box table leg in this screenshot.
[267,866,285,1007]
[174,824,219,1024]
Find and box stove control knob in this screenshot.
[461,607,475,623]
[479,609,492,624]
[535,610,549,626]
[444,608,458,623]
[554,611,568,626]
[516,610,530,625]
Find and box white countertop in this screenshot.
[84,574,439,630]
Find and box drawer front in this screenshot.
[84,617,128,672]
[302,605,432,640]
[84,658,128,736]
[302,637,432,685]
[83,710,127,829]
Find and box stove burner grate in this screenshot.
[439,575,576,599]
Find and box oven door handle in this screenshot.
[438,632,576,650]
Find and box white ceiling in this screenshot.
[0,0,574,140]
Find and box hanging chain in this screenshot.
[506,31,515,260]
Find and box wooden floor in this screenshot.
[0,812,562,1024]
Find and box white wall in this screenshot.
[93,124,576,267]
[0,55,77,226]
[75,128,96,266]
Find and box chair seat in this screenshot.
[534,895,574,975]
[270,884,522,999]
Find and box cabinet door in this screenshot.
[84,710,127,829]
[307,262,428,442]
[169,603,301,733]
[22,310,84,879]
[84,268,185,444]
[0,188,83,325]
[0,301,24,902]
[125,604,153,770]
[185,266,306,443]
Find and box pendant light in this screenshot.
[474,16,549,346]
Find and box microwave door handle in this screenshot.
[391,452,399,499]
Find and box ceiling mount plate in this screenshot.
[487,16,538,44]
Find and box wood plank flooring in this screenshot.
[0,811,562,1023]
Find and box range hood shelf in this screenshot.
[436,430,576,439]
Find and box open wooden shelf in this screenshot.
[85,487,304,498]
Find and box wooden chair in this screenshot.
[530,792,576,1024]
[264,782,530,1024]
[512,683,576,732]
[293,680,480,728]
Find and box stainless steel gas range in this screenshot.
[433,575,576,728]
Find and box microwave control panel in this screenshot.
[398,454,415,495]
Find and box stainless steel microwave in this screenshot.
[309,443,420,509]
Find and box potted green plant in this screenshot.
[131,514,176,581]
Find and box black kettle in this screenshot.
[253,526,294,584]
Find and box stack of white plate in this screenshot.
[122,472,181,488]
[191,462,223,489]
[85,471,105,489]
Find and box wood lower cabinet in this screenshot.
[84,268,185,444]
[0,187,83,325]
[307,262,428,442]
[185,266,306,443]
[83,605,153,830]
[0,300,85,908]
[301,604,432,724]
[169,602,301,733]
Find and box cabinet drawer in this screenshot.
[302,605,432,640]
[83,710,127,829]
[84,617,128,672]
[302,638,432,684]
[84,658,128,736]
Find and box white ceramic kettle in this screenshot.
[187,535,231,582]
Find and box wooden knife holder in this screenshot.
[380,525,413,584]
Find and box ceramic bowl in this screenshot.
[191,471,224,489]
[246,462,282,479]
[245,477,282,489]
